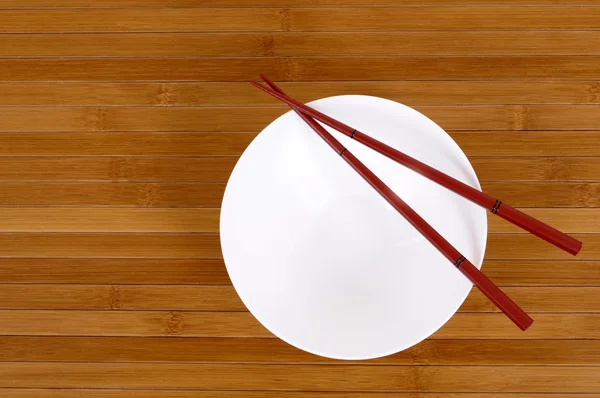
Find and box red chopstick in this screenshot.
[253,77,533,331]
[252,76,582,257]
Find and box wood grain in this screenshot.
[0,105,598,131]
[0,233,222,258]
[3,57,600,81]
[2,181,595,207]
[3,393,595,398]
[4,132,600,157]
[1,81,599,106]
[1,157,599,182]
[2,8,600,33]
[0,310,599,339]
[1,337,600,366]
[0,208,597,233]
[3,0,600,7]
[0,363,599,391]
[4,31,600,57]
[0,182,226,207]
[0,232,596,259]
[0,284,597,312]
[1,2,599,395]
[0,258,598,286]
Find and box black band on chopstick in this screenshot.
[453,255,466,268]
[351,129,356,139]
[339,148,347,156]
[491,200,502,214]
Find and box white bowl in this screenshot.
[220,95,487,360]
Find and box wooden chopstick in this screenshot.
[252,76,582,257]
[253,76,533,331]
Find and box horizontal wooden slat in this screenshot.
[0,284,597,312]
[0,362,599,391]
[2,0,600,7]
[0,208,596,233]
[1,157,599,182]
[0,388,600,398]
[0,233,221,258]
[2,57,600,81]
[0,157,237,182]
[487,208,600,233]
[2,181,595,207]
[0,258,597,285]
[2,392,593,398]
[462,287,600,312]
[0,182,225,207]
[0,133,254,156]
[0,208,220,232]
[2,8,600,33]
[0,285,244,311]
[0,232,595,258]
[0,132,599,158]
[0,310,599,339]
[482,182,600,207]
[1,105,599,131]
[0,258,231,284]
[471,157,600,181]
[454,132,600,156]
[485,233,597,259]
[1,81,599,106]
[1,337,599,366]
[4,31,600,57]
[6,392,589,398]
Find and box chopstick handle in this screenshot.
[251,80,581,256]
[355,131,582,256]
[495,204,582,256]
[458,260,533,331]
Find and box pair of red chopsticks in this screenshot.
[252,75,583,331]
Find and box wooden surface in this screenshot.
[0,1,599,397]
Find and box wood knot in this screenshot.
[93,108,112,131]
[108,286,123,310]
[258,32,276,56]
[588,82,600,103]
[157,83,175,106]
[275,57,299,80]
[279,8,291,31]
[108,158,136,181]
[166,312,183,335]
[512,105,529,131]
[544,157,569,180]
[136,183,156,207]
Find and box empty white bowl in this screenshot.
[220,95,487,360]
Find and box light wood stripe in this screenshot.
[0,362,599,391]
[1,392,593,398]
[2,57,600,81]
[3,31,600,57]
[0,182,226,207]
[0,157,599,182]
[2,8,600,33]
[0,208,596,233]
[0,285,597,312]
[0,81,599,106]
[2,0,600,7]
